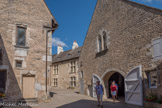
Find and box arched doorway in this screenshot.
[108,72,125,98]
[102,71,125,100]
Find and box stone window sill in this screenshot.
[96,49,108,58]
[14,45,29,49]
[70,72,76,74]
[15,67,23,70]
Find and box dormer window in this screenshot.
[68,53,71,57]
[57,57,61,61]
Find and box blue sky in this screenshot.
[45,0,162,55]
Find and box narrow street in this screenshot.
[33,88,143,108]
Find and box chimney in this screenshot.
[57,45,64,54]
[72,40,79,49]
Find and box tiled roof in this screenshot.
[52,47,82,63]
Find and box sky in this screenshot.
[45,0,162,55]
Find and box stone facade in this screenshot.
[51,42,81,91]
[0,0,57,102]
[79,0,162,106]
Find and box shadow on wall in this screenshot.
[56,99,142,108]
[0,34,31,108]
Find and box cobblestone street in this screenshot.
[33,88,143,108]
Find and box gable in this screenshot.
[43,0,58,27]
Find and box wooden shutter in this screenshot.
[152,38,161,60]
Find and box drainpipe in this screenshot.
[44,26,57,97]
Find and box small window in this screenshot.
[80,71,83,79]
[71,61,76,73]
[16,60,23,68]
[103,31,107,50]
[16,27,26,46]
[148,71,158,88]
[54,78,58,87]
[0,49,3,65]
[70,77,76,87]
[98,35,102,52]
[53,65,58,75]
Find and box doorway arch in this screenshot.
[101,69,126,99]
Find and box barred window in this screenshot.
[54,78,58,87]
[16,27,26,46]
[53,65,58,75]
[70,77,76,87]
[71,61,76,73]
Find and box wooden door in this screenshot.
[23,76,35,99]
[92,75,101,97]
[125,65,143,106]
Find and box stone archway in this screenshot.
[101,68,126,99]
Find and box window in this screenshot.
[98,35,102,52]
[53,78,58,87]
[15,60,22,68]
[70,77,76,87]
[97,30,109,53]
[71,61,76,73]
[80,71,83,79]
[53,65,58,75]
[152,38,162,60]
[0,49,3,65]
[103,31,107,50]
[148,71,157,88]
[16,27,26,46]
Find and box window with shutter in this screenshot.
[152,38,162,60]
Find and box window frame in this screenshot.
[70,61,76,73]
[97,35,102,52]
[96,30,109,53]
[148,71,158,89]
[16,26,27,47]
[70,76,76,87]
[103,31,107,50]
[53,65,58,75]
[53,78,58,87]
[15,60,23,68]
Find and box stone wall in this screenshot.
[79,0,162,97]
[51,58,80,91]
[0,0,57,101]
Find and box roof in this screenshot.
[52,47,82,63]
[43,0,58,28]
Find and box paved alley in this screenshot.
[33,89,143,108]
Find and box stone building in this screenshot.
[79,0,162,106]
[50,41,82,91]
[0,0,58,102]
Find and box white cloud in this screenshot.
[52,37,67,47]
